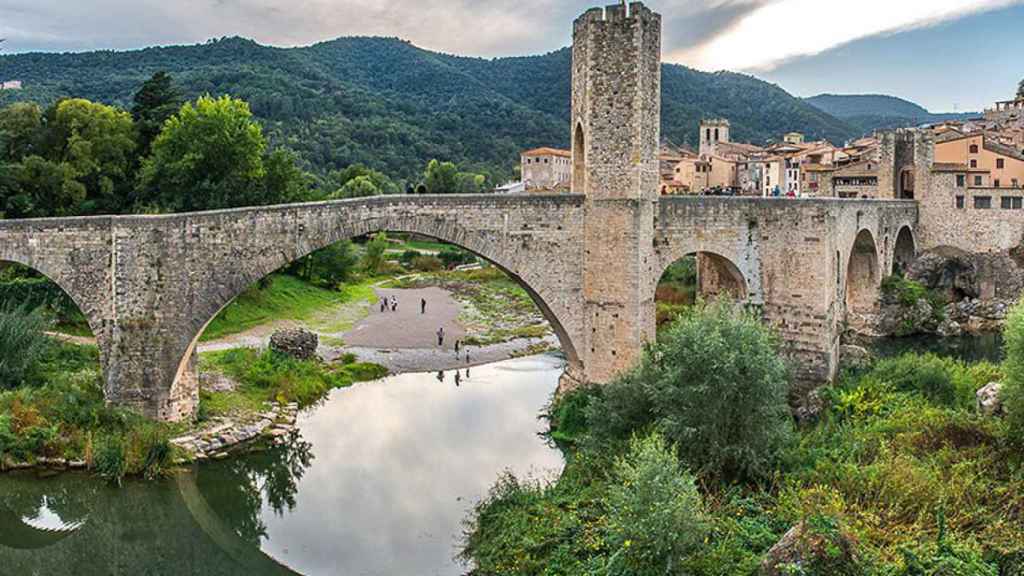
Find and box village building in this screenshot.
[935,132,1024,189]
[0,80,22,90]
[699,118,731,157]
[520,147,572,192]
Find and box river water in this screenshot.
[0,354,566,575]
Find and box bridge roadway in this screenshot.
[0,194,917,420]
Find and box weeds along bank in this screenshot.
[0,302,387,484]
[462,300,1024,576]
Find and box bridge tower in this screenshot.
[568,2,662,387]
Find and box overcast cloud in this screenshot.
[1,0,1021,73]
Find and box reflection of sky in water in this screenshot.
[256,354,565,576]
[21,497,86,533]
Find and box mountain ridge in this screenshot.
[0,36,862,182]
[805,93,979,133]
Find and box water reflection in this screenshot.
[0,354,565,575]
[871,332,1005,364]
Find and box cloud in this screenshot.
[671,0,1024,71]
[0,0,1020,76]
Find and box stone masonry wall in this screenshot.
[918,172,1024,253]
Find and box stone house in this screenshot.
[521,147,572,192]
[934,132,1024,190]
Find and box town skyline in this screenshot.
[1,0,1021,112]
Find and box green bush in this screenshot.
[0,301,51,389]
[399,249,422,266]
[586,300,793,481]
[1004,300,1024,442]
[871,354,958,406]
[411,255,444,272]
[604,433,707,575]
[438,247,476,269]
[94,435,128,486]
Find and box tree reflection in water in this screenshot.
[196,431,314,545]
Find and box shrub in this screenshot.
[94,435,128,486]
[871,354,958,406]
[0,301,51,389]
[1003,300,1024,442]
[604,433,707,575]
[438,247,475,269]
[399,249,422,266]
[411,255,444,272]
[587,300,793,481]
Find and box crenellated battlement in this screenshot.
[574,2,658,29]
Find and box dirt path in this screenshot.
[48,285,558,374]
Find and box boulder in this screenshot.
[793,389,825,426]
[976,382,1004,416]
[270,329,319,360]
[937,318,963,338]
[761,522,859,576]
[907,248,979,300]
[199,372,239,392]
[839,344,872,370]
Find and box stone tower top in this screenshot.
[699,118,730,157]
[571,2,662,200]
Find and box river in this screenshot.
[0,354,567,575]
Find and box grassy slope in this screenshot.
[200,274,377,341]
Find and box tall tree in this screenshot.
[132,72,183,154]
[423,159,459,194]
[138,95,268,212]
[48,98,137,214]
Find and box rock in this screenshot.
[793,389,825,426]
[839,345,872,371]
[976,382,1004,416]
[907,248,979,300]
[270,329,319,360]
[199,372,239,393]
[213,452,229,460]
[761,522,859,576]
[937,318,963,338]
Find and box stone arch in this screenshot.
[0,256,103,339]
[572,122,586,194]
[845,229,881,316]
[655,250,749,303]
[170,214,581,404]
[892,225,916,275]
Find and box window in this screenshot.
[997,158,1005,169]
[975,196,992,209]
[996,179,1002,188]
[970,159,978,168]
[970,144,979,154]
[1002,196,1023,210]
[956,174,966,187]
[975,175,984,186]
[1014,178,1020,188]
[956,195,965,209]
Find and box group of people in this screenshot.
[436,327,472,364]
[380,295,400,313]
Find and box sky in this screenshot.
[1,0,1021,112]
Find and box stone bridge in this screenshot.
[0,194,917,420]
[0,2,920,420]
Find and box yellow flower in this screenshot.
[624,540,632,548]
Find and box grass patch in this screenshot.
[198,348,388,418]
[201,274,377,341]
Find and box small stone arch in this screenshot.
[169,215,581,404]
[892,225,916,276]
[655,250,749,303]
[846,229,881,316]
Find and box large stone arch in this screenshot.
[168,206,583,409]
[845,228,881,317]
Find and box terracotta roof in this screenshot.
[984,139,1024,162]
[522,147,571,158]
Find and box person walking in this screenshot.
[421,298,427,314]
[391,297,398,312]
[465,348,471,365]
[437,327,445,347]
[454,339,461,355]
[380,300,386,313]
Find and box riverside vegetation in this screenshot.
[461,299,1024,575]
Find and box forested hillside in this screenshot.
[806,93,978,134]
[0,37,861,182]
